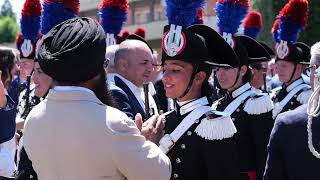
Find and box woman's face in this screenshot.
[32,62,53,97]
[162,60,193,99]
[216,67,239,90]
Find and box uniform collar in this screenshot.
[176,97,209,115]
[54,86,95,96]
[286,78,304,92]
[230,83,251,98]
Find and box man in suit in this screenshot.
[110,38,159,120]
[264,41,320,180]
[23,17,171,180]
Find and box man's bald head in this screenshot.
[114,39,154,87]
[114,40,152,66]
[105,45,119,73]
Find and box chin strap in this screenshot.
[178,66,199,99]
[230,67,241,88]
[285,63,297,84]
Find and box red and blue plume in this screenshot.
[20,0,42,42]
[194,9,205,24]
[215,0,250,34]
[121,30,130,38]
[243,11,262,39]
[165,0,205,28]
[134,27,146,38]
[277,0,308,43]
[271,19,280,42]
[41,0,80,35]
[99,0,128,35]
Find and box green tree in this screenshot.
[0,16,19,43]
[253,0,320,47]
[0,0,16,20]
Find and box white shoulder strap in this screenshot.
[213,90,256,115]
[272,84,310,118]
[159,105,212,154]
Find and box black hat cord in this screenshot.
[177,66,199,100]
[231,67,241,88]
[286,63,298,84]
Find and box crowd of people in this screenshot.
[1,0,320,179]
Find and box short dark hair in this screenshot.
[242,65,253,83]
[0,47,16,85]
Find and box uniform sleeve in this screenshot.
[110,89,135,119]
[263,114,288,180]
[107,114,171,180]
[203,137,240,180]
[249,111,274,180]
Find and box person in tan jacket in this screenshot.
[23,17,171,180]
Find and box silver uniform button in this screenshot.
[30,175,33,178]
[173,173,179,178]
[232,118,235,121]
[195,119,200,124]
[290,101,294,105]
[176,158,181,163]
[187,131,192,136]
[236,109,240,112]
[181,144,186,149]
[294,95,297,98]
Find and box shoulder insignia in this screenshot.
[195,110,237,140]
[244,93,274,115]
[297,88,312,104]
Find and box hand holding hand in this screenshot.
[135,113,165,144]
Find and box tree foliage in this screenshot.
[0,16,19,43]
[0,0,16,19]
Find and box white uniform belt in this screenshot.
[272,84,310,118]
[159,106,212,154]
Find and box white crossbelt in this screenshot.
[159,105,212,154]
[272,84,310,119]
[212,90,256,116]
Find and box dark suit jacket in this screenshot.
[264,104,320,180]
[110,76,145,120]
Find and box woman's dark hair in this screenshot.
[241,65,253,83]
[201,81,214,106]
[0,48,16,87]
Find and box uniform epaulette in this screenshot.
[244,93,273,115]
[195,110,237,140]
[297,87,312,104]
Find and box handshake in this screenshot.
[134,112,166,145]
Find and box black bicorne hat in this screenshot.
[259,41,275,57]
[161,24,211,67]
[294,42,310,65]
[237,35,271,64]
[275,41,305,64]
[188,24,239,68]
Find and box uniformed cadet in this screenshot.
[159,23,239,180]
[213,1,274,179]
[271,0,311,119]
[242,11,272,93]
[158,1,239,179]
[264,41,320,180]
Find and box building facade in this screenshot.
[80,0,218,52]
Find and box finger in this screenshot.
[159,110,164,115]
[155,115,165,129]
[134,113,143,131]
[149,115,158,127]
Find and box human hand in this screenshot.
[135,113,165,144]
